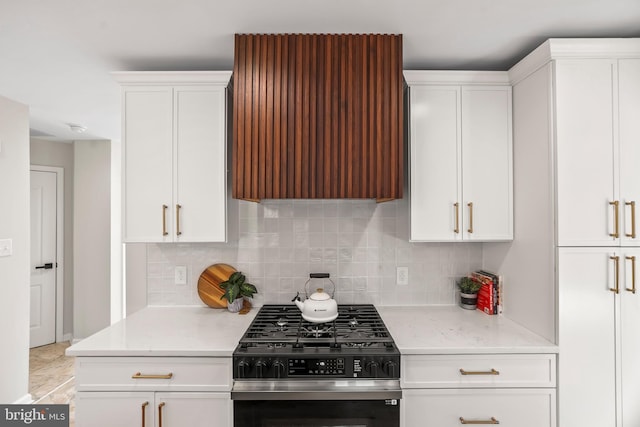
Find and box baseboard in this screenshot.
[62,333,73,343]
[13,394,33,404]
[71,338,82,345]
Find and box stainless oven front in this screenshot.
[232,379,401,427]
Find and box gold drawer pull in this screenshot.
[162,204,169,236]
[158,402,165,427]
[460,417,500,424]
[610,255,620,294]
[176,204,182,236]
[610,200,620,238]
[467,202,474,233]
[626,201,636,238]
[132,372,173,379]
[454,202,460,234]
[626,255,636,294]
[459,368,500,376]
[141,401,149,427]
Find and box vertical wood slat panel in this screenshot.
[233,33,403,201]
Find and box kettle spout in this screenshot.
[294,298,304,312]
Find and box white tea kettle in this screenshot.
[293,273,338,323]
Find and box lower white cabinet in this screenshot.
[74,357,233,427]
[558,247,640,427]
[401,354,557,427]
[76,391,230,427]
[402,389,556,427]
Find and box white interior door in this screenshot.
[30,170,57,348]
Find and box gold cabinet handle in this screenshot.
[459,417,500,424]
[162,204,169,236]
[158,402,165,427]
[610,255,620,294]
[176,204,182,236]
[459,368,500,376]
[454,203,460,234]
[467,202,474,233]
[141,401,149,427]
[132,372,173,379]
[626,201,636,238]
[610,201,620,238]
[626,255,636,294]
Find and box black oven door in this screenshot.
[232,380,401,427]
[234,399,400,427]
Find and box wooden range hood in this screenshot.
[232,33,403,201]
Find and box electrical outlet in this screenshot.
[396,266,409,286]
[175,266,187,285]
[0,239,12,257]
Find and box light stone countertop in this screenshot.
[377,305,558,354]
[66,306,257,357]
[67,305,557,358]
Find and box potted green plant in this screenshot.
[220,271,258,313]
[457,277,483,310]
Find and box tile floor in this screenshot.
[30,341,75,426]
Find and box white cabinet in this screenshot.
[492,38,640,427]
[76,392,230,427]
[74,356,233,427]
[401,354,556,427]
[405,71,513,242]
[403,389,556,427]
[555,58,640,247]
[116,72,231,243]
[559,247,640,427]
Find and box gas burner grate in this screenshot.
[238,304,395,349]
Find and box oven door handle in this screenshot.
[231,380,402,401]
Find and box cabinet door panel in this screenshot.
[558,248,616,427]
[622,248,640,426]
[175,87,227,242]
[461,87,513,241]
[156,392,231,427]
[402,389,555,427]
[555,60,617,246]
[619,59,640,247]
[123,88,173,242]
[409,86,461,241]
[76,391,155,427]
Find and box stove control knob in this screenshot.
[272,360,286,379]
[255,359,268,378]
[366,361,380,377]
[384,360,399,378]
[237,359,251,378]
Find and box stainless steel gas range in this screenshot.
[231,304,402,427]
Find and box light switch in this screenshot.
[0,239,13,257]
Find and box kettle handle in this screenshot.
[304,273,336,298]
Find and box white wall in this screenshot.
[73,140,111,339]
[0,95,31,403]
[30,139,74,337]
[483,63,556,343]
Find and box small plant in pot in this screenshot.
[220,272,257,313]
[457,277,483,310]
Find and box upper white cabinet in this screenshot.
[405,71,513,242]
[555,58,640,246]
[115,72,231,243]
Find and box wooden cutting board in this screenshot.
[197,263,237,308]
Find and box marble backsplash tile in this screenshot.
[145,198,483,306]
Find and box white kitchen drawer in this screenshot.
[402,354,556,388]
[402,389,556,427]
[75,357,232,392]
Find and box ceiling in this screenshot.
[2,0,639,142]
